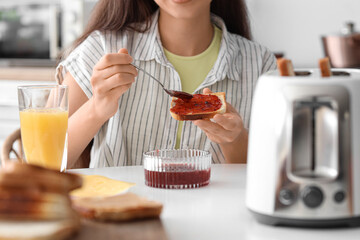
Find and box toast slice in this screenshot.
[319,57,332,77]
[0,162,82,239]
[170,92,226,121]
[71,192,163,221]
[0,162,82,193]
[0,191,75,220]
[277,58,295,76]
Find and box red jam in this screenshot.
[170,94,222,115]
[144,164,211,189]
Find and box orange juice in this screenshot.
[19,108,68,170]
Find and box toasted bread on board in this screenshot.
[0,162,82,239]
[319,57,332,77]
[71,192,163,221]
[170,92,226,121]
[277,58,295,76]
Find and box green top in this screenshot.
[164,26,222,149]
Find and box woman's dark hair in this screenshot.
[211,0,251,39]
[70,0,251,52]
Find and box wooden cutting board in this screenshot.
[71,218,168,240]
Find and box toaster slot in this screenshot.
[294,71,312,76]
[331,71,351,77]
[290,97,339,180]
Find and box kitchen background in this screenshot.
[247,0,360,67]
[0,0,359,161]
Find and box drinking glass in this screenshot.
[17,85,68,172]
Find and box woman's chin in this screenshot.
[171,0,192,3]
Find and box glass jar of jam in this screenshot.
[143,149,211,189]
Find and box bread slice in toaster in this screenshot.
[277,58,295,76]
[319,57,333,77]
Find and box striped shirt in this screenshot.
[57,11,277,167]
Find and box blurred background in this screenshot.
[247,0,360,68]
[0,0,96,67]
[0,0,359,160]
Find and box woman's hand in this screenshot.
[193,88,244,144]
[90,48,137,122]
[193,88,248,163]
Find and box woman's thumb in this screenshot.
[118,48,128,54]
[203,88,213,94]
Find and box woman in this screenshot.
[57,0,276,168]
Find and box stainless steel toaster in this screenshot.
[246,68,360,227]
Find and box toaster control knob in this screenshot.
[279,189,295,205]
[302,186,324,208]
[334,191,346,203]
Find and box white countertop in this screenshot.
[69,164,360,240]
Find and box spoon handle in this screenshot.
[131,63,165,88]
[131,63,193,100]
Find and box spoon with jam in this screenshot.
[131,63,193,100]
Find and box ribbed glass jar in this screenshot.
[143,149,211,189]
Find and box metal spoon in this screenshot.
[131,63,193,100]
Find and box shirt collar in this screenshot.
[131,10,241,82]
[208,14,241,82]
[131,10,165,63]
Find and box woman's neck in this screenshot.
[158,10,213,57]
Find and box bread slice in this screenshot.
[0,218,79,240]
[319,57,332,77]
[277,58,295,76]
[71,193,163,221]
[0,162,82,193]
[0,162,81,239]
[0,191,75,220]
[170,92,226,121]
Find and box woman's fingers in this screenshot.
[194,115,239,135]
[213,113,239,131]
[192,89,245,144]
[195,117,242,143]
[91,48,137,96]
[225,101,238,114]
[100,64,138,79]
[118,48,128,54]
[194,119,227,136]
[93,72,135,95]
[203,88,213,94]
[194,119,233,143]
[95,52,133,70]
[109,83,133,99]
[89,48,136,120]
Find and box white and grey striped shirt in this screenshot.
[57,11,277,167]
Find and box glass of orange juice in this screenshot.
[17,85,68,172]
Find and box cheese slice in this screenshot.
[70,175,135,198]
